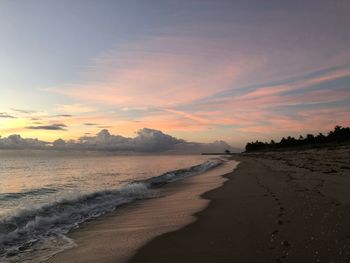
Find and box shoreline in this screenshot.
[130,147,350,262]
[130,155,279,262]
[48,159,238,263]
[48,146,350,262]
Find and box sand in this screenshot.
[49,146,350,262]
[130,146,350,262]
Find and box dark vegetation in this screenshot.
[245,125,350,152]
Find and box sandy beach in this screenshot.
[48,146,350,263]
[130,146,350,262]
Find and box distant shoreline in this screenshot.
[245,125,350,152]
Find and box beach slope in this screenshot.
[130,147,350,262]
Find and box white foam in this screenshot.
[0,158,224,262]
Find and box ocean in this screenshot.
[0,151,224,262]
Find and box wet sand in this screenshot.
[48,160,238,263]
[130,146,350,262]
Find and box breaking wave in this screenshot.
[0,158,223,262]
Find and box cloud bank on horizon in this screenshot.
[0,128,238,153]
[0,1,350,147]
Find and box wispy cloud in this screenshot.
[42,58,350,145]
[84,123,98,126]
[47,36,261,108]
[54,104,97,113]
[0,112,16,119]
[11,108,37,114]
[183,63,350,131]
[26,123,67,131]
[55,114,73,117]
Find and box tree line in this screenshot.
[245,125,350,152]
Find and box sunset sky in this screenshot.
[1,0,349,147]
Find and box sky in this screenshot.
[0,0,349,147]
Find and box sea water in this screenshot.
[0,150,224,262]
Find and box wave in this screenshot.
[0,188,59,202]
[0,158,223,260]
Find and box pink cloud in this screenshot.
[42,34,350,145]
[241,67,350,100]
[47,35,266,107]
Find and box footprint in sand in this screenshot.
[281,240,290,247]
[275,255,286,262]
[271,229,279,235]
